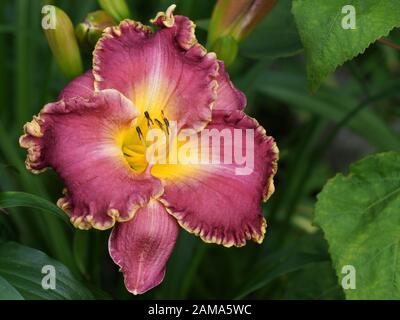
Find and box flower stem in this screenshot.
[378,37,400,51]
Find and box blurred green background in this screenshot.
[0,0,399,300]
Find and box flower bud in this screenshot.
[76,10,116,51]
[208,0,278,50]
[211,36,238,66]
[98,0,131,22]
[43,6,83,79]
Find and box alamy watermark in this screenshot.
[41,5,56,30]
[341,265,356,290]
[134,121,256,176]
[41,264,56,290]
[341,5,356,30]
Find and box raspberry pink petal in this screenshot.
[109,199,179,295]
[19,89,163,230]
[214,61,246,111]
[93,8,218,131]
[58,69,95,100]
[156,110,278,247]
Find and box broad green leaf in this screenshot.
[256,71,400,151]
[0,192,78,275]
[234,234,330,299]
[0,275,24,300]
[241,0,303,59]
[315,152,400,299]
[0,191,69,225]
[0,242,94,300]
[292,0,400,92]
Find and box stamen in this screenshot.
[144,111,154,128]
[161,111,170,134]
[154,118,164,130]
[163,117,169,127]
[136,126,143,140]
[163,117,170,134]
[136,126,148,150]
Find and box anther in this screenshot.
[144,111,154,127]
[160,111,170,134]
[136,126,143,140]
[163,118,170,134]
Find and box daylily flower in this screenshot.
[20,5,278,295]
